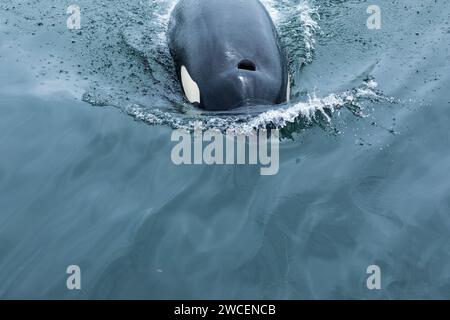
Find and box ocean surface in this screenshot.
[0,0,450,299]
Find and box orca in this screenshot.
[168,0,289,111]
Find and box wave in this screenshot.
[103,78,385,135]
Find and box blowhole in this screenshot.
[237,59,256,71]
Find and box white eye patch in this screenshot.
[181,65,200,104]
[286,74,291,102]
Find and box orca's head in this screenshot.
[180,55,289,111]
[169,0,290,111]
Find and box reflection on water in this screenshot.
[1,0,450,299]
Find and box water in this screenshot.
[0,0,450,299]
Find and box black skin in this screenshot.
[168,0,289,111]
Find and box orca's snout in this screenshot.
[178,59,287,111]
[201,65,282,111]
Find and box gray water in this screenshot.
[0,0,450,299]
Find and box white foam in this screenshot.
[123,80,383,134]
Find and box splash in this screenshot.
[262,0,321,70]
[119,79,385,134]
